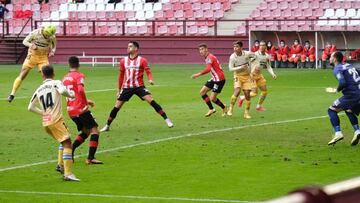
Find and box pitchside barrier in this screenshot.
[266,176,360,203]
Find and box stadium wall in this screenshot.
[51,36,248,65]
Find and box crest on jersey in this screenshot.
[206,58,212,64]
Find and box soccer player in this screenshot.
[8,25,57,102]
[300,41,315,69]
[28,65,79,181]
[63,56,103,165]
[276,40,290,68]
[100,41,173,132]
[227,41,254,119]
[191,43,227,117]
[327,52,360,146]
[250,40,277,111]
[288,39,303,67]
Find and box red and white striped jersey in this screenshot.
[118,55,153,89]
[200,53,225,81]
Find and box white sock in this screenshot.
[239,96,245,100]
[335,131,343,137]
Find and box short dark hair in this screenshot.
[294,39,299,43]
[129,41,139,49]
[42,65,54,78]
[233,40,243,47]
[305,40,310,44]
[280,40,285,43]
[333,51,344,63]
[198,43,208,49]
[254,40,259,43]
[68,56,80,68]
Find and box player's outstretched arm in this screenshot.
[266,62,277,79]
[192,64,211,79]
[28,94,42,115]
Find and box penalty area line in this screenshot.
[0,114,328,173]
[0,190,258,203]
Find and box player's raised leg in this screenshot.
[143,94,173,128]
[8,67,31,102]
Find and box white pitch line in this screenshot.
[0,190,258,203]
[0,114,328,173]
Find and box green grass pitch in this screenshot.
[0,64,360,203]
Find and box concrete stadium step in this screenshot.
[0,37,25,64]
[218,0,263,36]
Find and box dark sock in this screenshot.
[328,108,341,132]
[150,100,168,119]
[88,134,99,160]
[345,111,359,131]
[107,107,120,125]
[214,98,225,109]
[72,132,88,151]
[201,94,214,110]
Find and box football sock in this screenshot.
[88,134,99,160]
[230,95,237,108]
[245,99,251,111]
[258,91,268,106]
[11,77,22,95]
[214,98,225,109]
[202,94,214,110]
[328,108,341,133]
[63,148,73,176]
[72,132,88,152]
[57,144,63,166]
[150,100,168,119]
[345,111,359,132]
[107,107,120,125]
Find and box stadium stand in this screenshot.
[238,0,360,35]
[3,0,239,36]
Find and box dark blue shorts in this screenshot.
[331,95,360,112]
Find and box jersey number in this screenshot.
[348,68,360,83]
[66,85,75,102]
[39,92,54,110]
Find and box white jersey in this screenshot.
[228,51,256,76]
[28,79,71,126]
[23,28,56,55]
[253,51,275,77]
